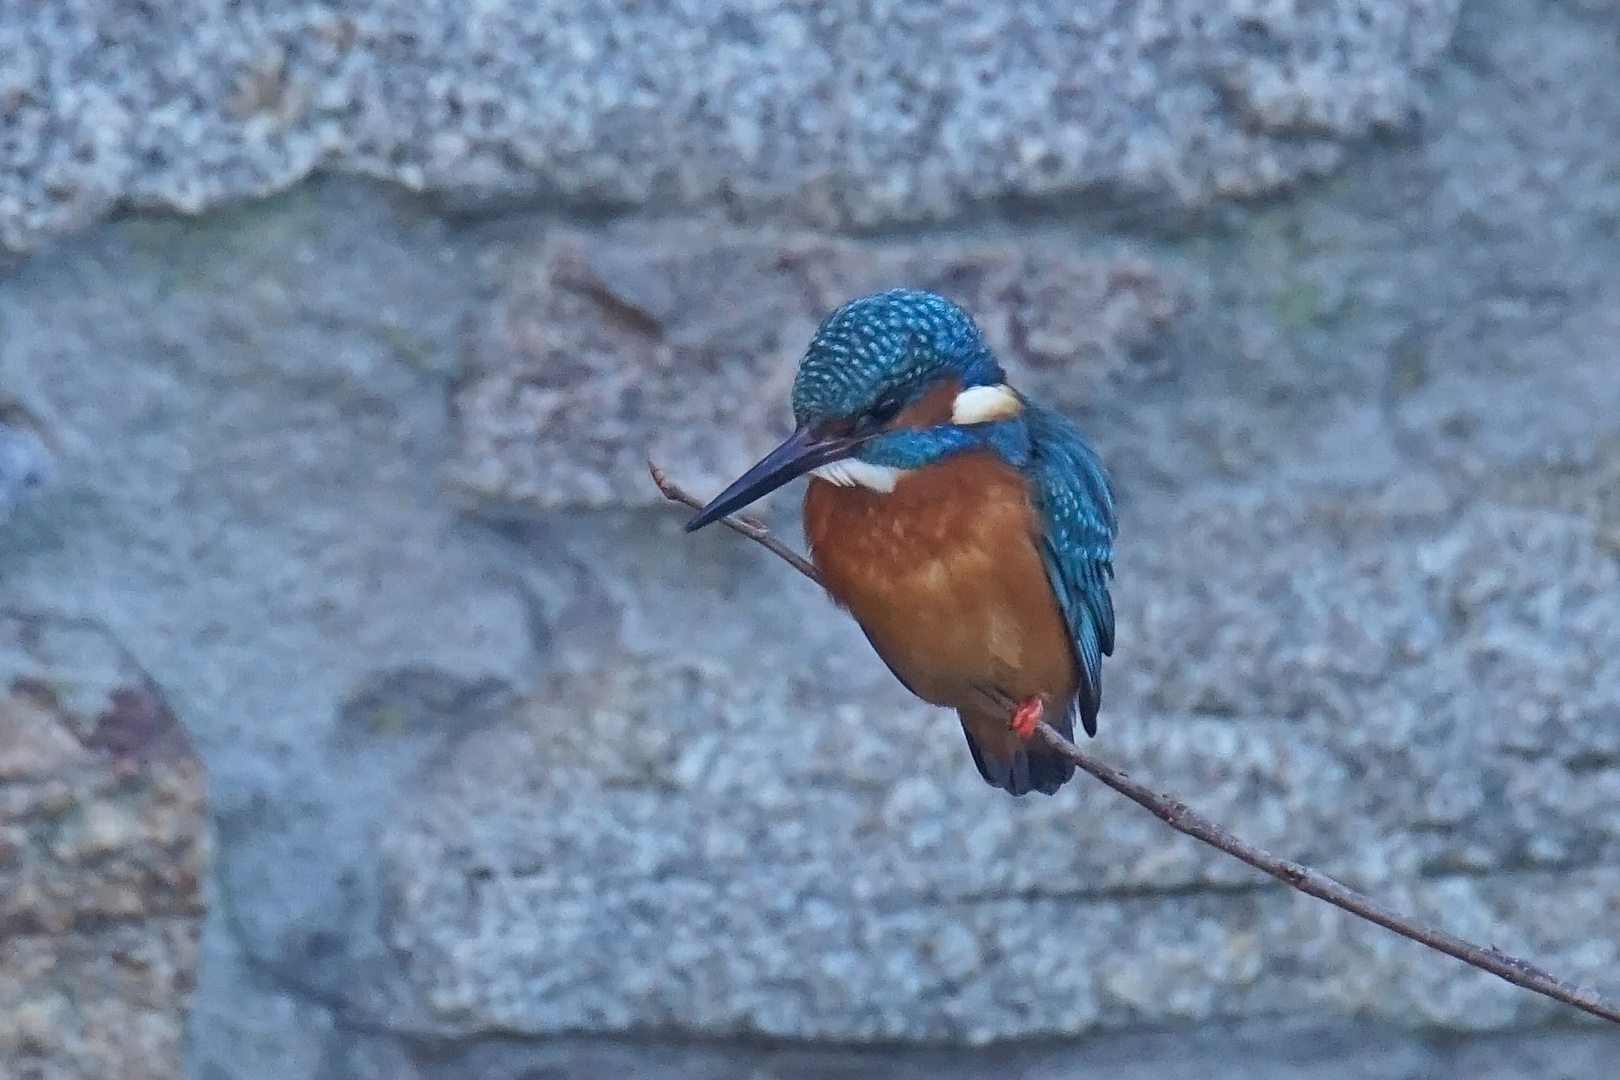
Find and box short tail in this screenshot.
[958,707,1076,797]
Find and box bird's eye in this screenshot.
[869,395,904,426]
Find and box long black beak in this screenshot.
[685,425,863,532]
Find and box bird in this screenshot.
[685,289,1116,796]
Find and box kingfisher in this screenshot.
[685,289,1116,796]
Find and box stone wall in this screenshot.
[2,1,1457,249]
[3,1,1620,1078]
[0,614,208,1080]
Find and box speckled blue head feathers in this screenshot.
[791,289,1005,427]
[685,289,1028,530]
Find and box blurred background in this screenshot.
[3,1,1620,1078]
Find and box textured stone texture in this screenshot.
[372,0,1620,1050]
[0,612,206,1080]
[0,0,1615,1076]
[0,407,56,524]
[450,224,1187,512]
[0,1,1459,252]
[0,184,537,1080]
[378,495,1620,1042]
[407,1025,1620,1080]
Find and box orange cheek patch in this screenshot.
[890,379,962,430]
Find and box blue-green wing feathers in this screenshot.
[1023,403,1117,737]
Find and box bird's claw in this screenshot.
[1010,696,1044,741]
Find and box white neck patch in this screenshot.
[809,383,1020,494]
[811,459,906,493]
[952,383,1023,425]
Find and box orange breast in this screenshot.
[803,449,1077,715]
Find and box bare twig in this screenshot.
[650,461,821,581]
[649,459,1620,1028]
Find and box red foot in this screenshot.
[1010,696,1045,741]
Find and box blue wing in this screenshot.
[1022,402,1116,737]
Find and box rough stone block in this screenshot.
[376,475,1620,1042]
[0,1,1459,251]
[449,223,1189,512]
[0,612,208,1080]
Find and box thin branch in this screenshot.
[649,459,1620,1029]
[650,461,821,581]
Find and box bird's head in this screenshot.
[686,289,1026,531]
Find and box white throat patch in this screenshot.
[951,383,1024,425]
[811,459,906,493]
[808,383,1020,494]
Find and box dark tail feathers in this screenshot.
[959,709,1076,797]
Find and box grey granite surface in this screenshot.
[1,0,1618,1077]
[450,223,1187,512]
[1,0,1457,250]
[0,612,207,1080]
[0,183,538,1080]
